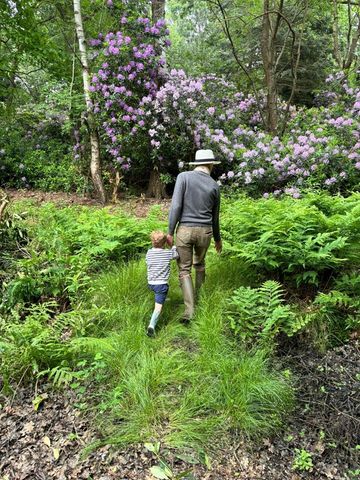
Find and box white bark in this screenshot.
[73,0,106,203]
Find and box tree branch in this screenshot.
[346,0,353,53]
[207,0,266,128]
[337,0,360,5]
[254,10,297,39]
[281,1,309,135]
[272,0,284,42]
[343,12,360,68]
[332,0,343,68]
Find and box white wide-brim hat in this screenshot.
[189,149,221,165]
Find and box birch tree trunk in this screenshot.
[147,0,167,198]
[73,0,106,204]
[261,0,278,133]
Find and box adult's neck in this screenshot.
[194,165,211,175]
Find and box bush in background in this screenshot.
[1,202,166,311]
[222,192,360,289]
[0,82,88,193]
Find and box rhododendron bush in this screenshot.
[89,15,171,180]
[90,15,359,197]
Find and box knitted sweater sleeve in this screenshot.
[168,174,185,235]
[212,188,221,242]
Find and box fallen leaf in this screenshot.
[33,395,46,412]
[175,453,199,465]
[53,448,60,460]
[42,436,51,447]
[23,421,35,434]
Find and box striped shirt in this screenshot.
[146,246,179,285]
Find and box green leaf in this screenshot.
[149,465,170,479]
[175,471,196,479]
[32,395,45,411]
[174,453,199,465]
[144,442,160,454]
[159,459,173,477]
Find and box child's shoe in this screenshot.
[147,326,155,337]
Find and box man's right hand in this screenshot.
[166,234,174,247]
[215,240,222,254]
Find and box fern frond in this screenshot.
[258,281,285,318]
[70,336,117,355]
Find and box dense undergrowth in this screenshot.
[0,193,359,454]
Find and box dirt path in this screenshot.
[5,189,171,218]
[1,342,358,480]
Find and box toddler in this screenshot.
[146,230,179,337]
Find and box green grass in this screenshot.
[0,201,294,451]
[73,252,293,450]
[2,195,358,456]
[0,198,293,450]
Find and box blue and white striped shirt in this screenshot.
[146,246,179,285]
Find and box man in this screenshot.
[167,149,222,322]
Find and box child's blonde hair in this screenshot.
[150,230,167,248]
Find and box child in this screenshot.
[145,230,179,337]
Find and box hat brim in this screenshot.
[189,160,221,165]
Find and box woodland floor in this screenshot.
[1,190,359,479]
[0,342,359,480]
[5,189,172,218]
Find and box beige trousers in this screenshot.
[176,226,212,278]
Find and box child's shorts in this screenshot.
[148,283,169,304]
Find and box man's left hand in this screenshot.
[166,234,174,246]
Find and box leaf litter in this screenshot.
[0,342,358,480]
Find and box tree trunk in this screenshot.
[147,0,167,199]
[146,166,166,198]
[73,0,106,204]
[0,190,9,221]
[343,12,360,69]
[261,0,278,133]
[332,0,343,69]
[152,0,165,20]
[280,1,308,135]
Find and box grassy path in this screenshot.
[73,253,293,451]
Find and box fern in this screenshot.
[38,362,75,388]
[221,194,359,289]
[285,313,315,337]
[227,281,300,344]
[258,281,285,319]
[70,336,117,356]
[314,290,358,311]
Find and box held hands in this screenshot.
[215,240,223,254]
[166,234,174,247]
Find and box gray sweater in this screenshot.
[168,170,221,241]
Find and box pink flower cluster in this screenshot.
[89,15,170,169]
[89,19,359,197]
